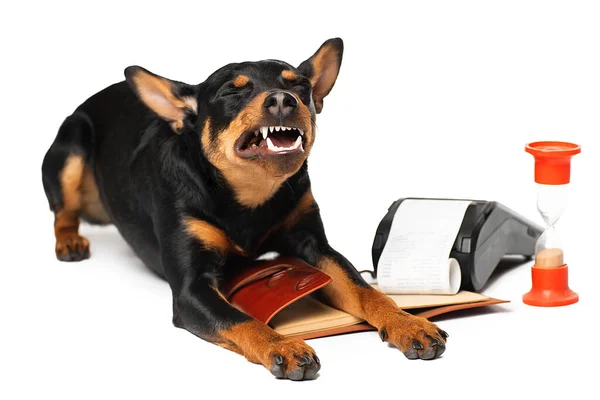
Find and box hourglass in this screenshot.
[523,141,580,306]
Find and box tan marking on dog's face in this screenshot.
[281,70,297,81]
[294,96,315,154]
[232,75,249,88]
[200,117,214,158]
[200,93,315,208]
[184,217,244,255]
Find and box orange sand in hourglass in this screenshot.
[535,248,563,268]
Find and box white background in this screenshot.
[2,1,599,399]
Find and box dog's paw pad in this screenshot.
[266,339,320,381]
[383,315,448,360]
[55,234,90,262]
[270,352,320,381]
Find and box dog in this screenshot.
[41,38,448,380]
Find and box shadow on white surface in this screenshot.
[477,255,533,293]
[429,304,511,323]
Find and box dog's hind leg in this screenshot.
[42,113,107,261]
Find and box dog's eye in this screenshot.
[293,83,309,92]
[217,82,252,98]
[218,86,242,97]
[289,78,312,103]
[291,77,311,90]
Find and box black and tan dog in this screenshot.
[41,38,447,380]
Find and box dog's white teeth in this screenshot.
[298,129,304,136]
[265,135,303,154]
[293,135,304,152]
[254,130,259,136]
[269,126,275,133]
[274,126,281,132]
[283,126,289,131]
[294,135,302,149]
[260,127,269,139]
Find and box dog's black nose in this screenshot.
[264,91,298,118]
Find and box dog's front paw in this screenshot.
[264,337,321,381]
[379,314,448,360]
[55,234,90,262]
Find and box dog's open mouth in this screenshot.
[235,126,305,158]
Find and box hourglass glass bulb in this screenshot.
[534,182,568,259]
[536,183,568,227]
[523,141,580,307]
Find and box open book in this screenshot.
[220,257,508,340]
[270,288,505,339]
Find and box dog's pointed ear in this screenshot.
[297,38,343,113]
[125,66,198,133]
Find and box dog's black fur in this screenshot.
[42,38,448,380]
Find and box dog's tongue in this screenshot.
[269,134,295,148]
[266,135,303,153]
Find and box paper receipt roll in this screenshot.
[376,199,471,295]
[378,256,462,295]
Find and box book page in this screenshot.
[270,286,490,337]
[377,199,471,295]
